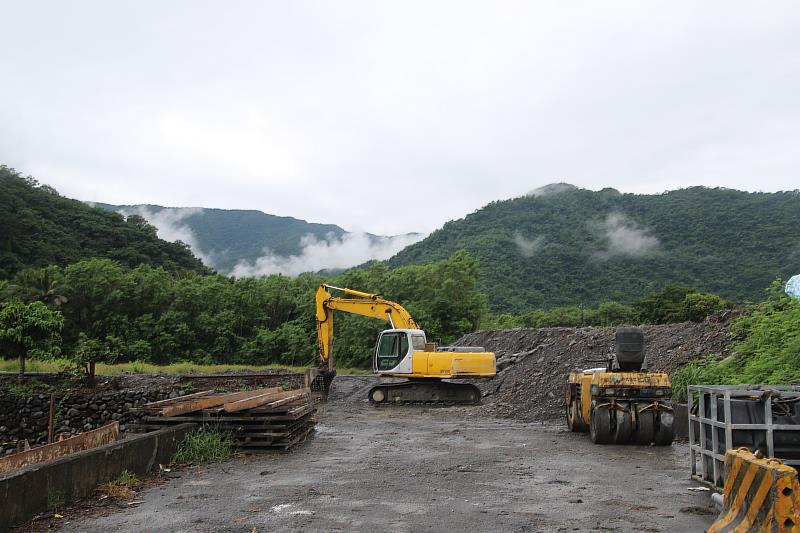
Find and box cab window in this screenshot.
[376,332,408,370]
[411,334,426,351]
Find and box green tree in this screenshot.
[8,266,68,306]
[0,300,64,381]
[72,333,119,386]
[597,301,638,326]
[681,292,732,322]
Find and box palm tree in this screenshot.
[9,267,68,306]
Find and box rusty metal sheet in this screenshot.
[0,422,119,475]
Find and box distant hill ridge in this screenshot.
[0,166,206,278]
[388,184,800,312]
[93,203,423,274]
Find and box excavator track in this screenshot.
[368,380,482,405]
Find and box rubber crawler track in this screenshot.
[368,380,482,406]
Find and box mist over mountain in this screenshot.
[388,185,800,312]
[93,203,424,275]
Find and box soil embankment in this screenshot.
[457,313,736,421]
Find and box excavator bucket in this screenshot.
[305,367,336,398]
[708,447,800,533]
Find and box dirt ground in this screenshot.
[50,375,715,533]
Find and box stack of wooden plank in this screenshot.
[134,387,315,450]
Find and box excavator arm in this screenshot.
[315,284,419,371]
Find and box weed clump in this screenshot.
[98,469,141,500]
[171,427,234,465]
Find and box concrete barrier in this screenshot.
[0,422,196,532]
[673,402,688,439]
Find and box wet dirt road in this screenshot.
[60,376,715,532]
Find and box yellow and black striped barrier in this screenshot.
[708,448,800,533]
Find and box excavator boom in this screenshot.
[315,284,418,371]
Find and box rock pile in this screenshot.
[457,314,736,422]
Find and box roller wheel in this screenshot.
[654,411,674,446]
[613,408,634,444]
[572,400,588,432]
[566,399,576,431]
[635,404,655,445]
[369,387,386,404]
[589,403,612,444]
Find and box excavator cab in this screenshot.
[374,329,426,373]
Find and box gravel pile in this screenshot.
[456,312,737,422]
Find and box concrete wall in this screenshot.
[0,422,195,532]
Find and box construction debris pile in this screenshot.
[134,387,316,450]
[457,314,736,422]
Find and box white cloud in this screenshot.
[119,206,215,266]
[2,3,799,235]
[512,232,545,258]
[231,232,426,277]
[527,183,577,197]
[595,213,660,259]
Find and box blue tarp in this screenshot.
[787,275,800,300]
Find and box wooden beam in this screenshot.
[223,388,309,413]
[159,387,283,417]
[0,422,119,475]
[143,390,214,408]
[259,391,310,411]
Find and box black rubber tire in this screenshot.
[590,404,612,444]
[613,408,634,444]
[572,400,589,432]
[654,411,675,446]
[566,400,576,431]
[635,404,655,445]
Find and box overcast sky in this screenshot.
[2,1,798,235]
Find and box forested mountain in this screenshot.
[94,203,421,274]
[93,203,346,271]
[0,167,207,278]
[388,185,800,312]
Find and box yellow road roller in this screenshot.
[565,326,674,445]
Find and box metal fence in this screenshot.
[688,384,800,488]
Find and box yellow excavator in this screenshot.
[313,284,496,404]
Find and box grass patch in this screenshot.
[0,379,54,397]
[171,427,234,465]
[0,358,370,376]
[98,469,142,500]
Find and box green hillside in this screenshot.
[388,185,800,312]
[0,166,207,278]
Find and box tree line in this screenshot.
[0,251,486,378]
[481,284,732,329]
[0,249,735,382]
